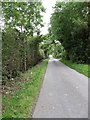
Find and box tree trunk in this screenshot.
[66,53,70,60]
[44,50,48,58]
[24,52,26,71]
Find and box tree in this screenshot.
[40,32,64,58]
[50,2,88,63]
[2,2,45,83]
[2,2,45,36]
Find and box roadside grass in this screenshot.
[60,59,89,78]
[2,59,48,118]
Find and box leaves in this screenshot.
[50,2,88,63]
[2,2,45,36]
[2,2,45,82]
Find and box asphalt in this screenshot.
[32,57,88,118]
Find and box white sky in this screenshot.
[41,0,57,35]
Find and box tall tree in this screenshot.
[2,2,45,36]
[50,2,88,63]
[2,2,45,71]
[2,2,45,82]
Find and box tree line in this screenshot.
[2,2,45,84]
[49,2,88,63]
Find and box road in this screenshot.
[33,57,88,118]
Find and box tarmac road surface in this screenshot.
[33,57,88,118]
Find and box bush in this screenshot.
[61,50,67,60]
[2,28,42,84]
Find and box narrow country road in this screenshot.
[33,57,88,118]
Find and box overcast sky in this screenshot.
[41,0,57,35]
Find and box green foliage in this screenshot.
[52,42,64,58]
[2,28,42,83]
[2,2,45,83]
[39,33,65,58]
[2,59,48,118]
[61,50,67,60]
[2,28,22,79]
[39,34,52,58]
[2,2,45,36]
[88,2,90,65]
[50,2,88,63]
[28,36,42,45]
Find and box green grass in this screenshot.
[2,59,48,118]
[60,59,89,77]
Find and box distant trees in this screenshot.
[40,33,64,58]
[2,2,45,83]
[40,34,52,58]
[50,2,88,63]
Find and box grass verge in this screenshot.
[60,59,89,77]
[2,59,48,118]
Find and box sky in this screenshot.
[41,0,57,35]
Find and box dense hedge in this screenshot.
[2,28,42,83]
